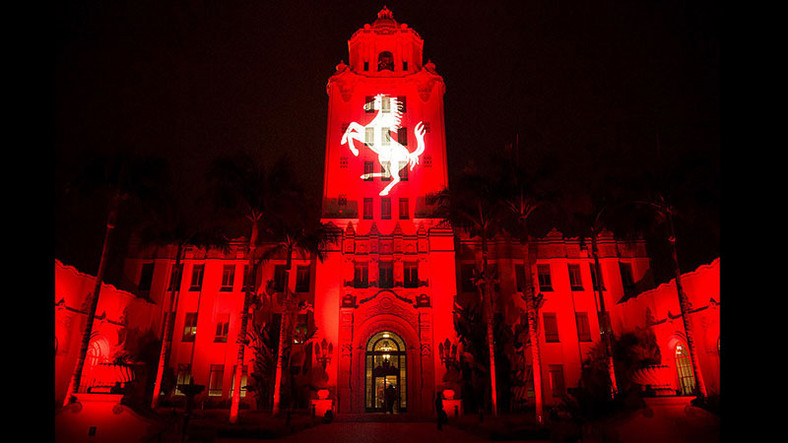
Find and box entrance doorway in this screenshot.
[674,343,697,396]
[365,331,406,412]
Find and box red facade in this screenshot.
[55,8,720,417]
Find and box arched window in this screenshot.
[378,51,394,71]
[365,331,406,411]
[674,343,696,396]
[82,335,111,392]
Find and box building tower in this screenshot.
[314,7,457,414]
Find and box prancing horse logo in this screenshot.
[340,94,426,196]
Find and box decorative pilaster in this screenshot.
[337,307,354,412]
[418,307,434,410]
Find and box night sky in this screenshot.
[54,0,719,286]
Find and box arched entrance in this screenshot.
[365,331,407,412]
[674,342,697,396]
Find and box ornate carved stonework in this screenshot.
[418,77,437,102]
[333,76,356,102]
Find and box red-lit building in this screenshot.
[55,8,720,417]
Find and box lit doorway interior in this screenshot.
[674,343,697,396]
[365,331,406,412]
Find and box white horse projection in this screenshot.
[341,94,426,196]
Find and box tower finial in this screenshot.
[378,6,393,19]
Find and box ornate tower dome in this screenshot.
[371,6,398,33]
[346,7,424,75]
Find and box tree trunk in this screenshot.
[271,248,293,416]
[591,232,617,398]
[151,244,184,408]
[667,214,707,398]
[519,241,544,423]
[63,192,120,406]
[230,222,259,423]
[481,235,498,416]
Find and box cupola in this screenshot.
[347,7,424,76]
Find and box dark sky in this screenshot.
[54,0,719,285]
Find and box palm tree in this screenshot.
[587,207,619,399]
[207,151,299,423]
[244,321,278,409]
[62,153,169,406]
[636,194,707,399]
[138,193,230,409]
[432,164,504,416]
[555,143,635,401]
[263,197,339,416]
[497,153,549,423]
[630,132,711,400]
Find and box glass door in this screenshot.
[373,375,399,410]
[365,331,407,412]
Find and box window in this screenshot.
[404,262,418,288]
[397,96,406,112]
[273,265,287,292]
[364,61,369,71]
[183,313,197,342]
[354,262,369,288]
[568,264,583,291]
[175,364,192,395]
[295,265,310,292]
[461,263,476,293]
[379,261,394,288]
[381,197,391,219]
[549,365,565,397]
[399,163,408,181]
[338,194,347,206]
[402,60,408,71]
[675,344,696,396]
[381,96,391,113]
[214,313,230,343]
[575,312,592,342]
[620,262,635,296]
[189,264,204,291]
[230,365,248,398]
[381,161,391,181]
[221,264,235,291]
[422,122,431,133]
[365,96,374,113]
[589,262,605,291]
[537,264,553,292]
[543,312,559,343]
[139,262,154,292]
[381,127,391,145]
[339,155,348,168]
[365,127,374,146]
[168,264,183,291]
[423,154,432,167]
[364,161,374,180]
[242,264,255,292]
[399,198,409,219]
[378,51,394,71]
[397,127,408,146]
[363,198,373,219]
[515,264,526,292]
[208,364,224,396]
[293,313,309,344]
